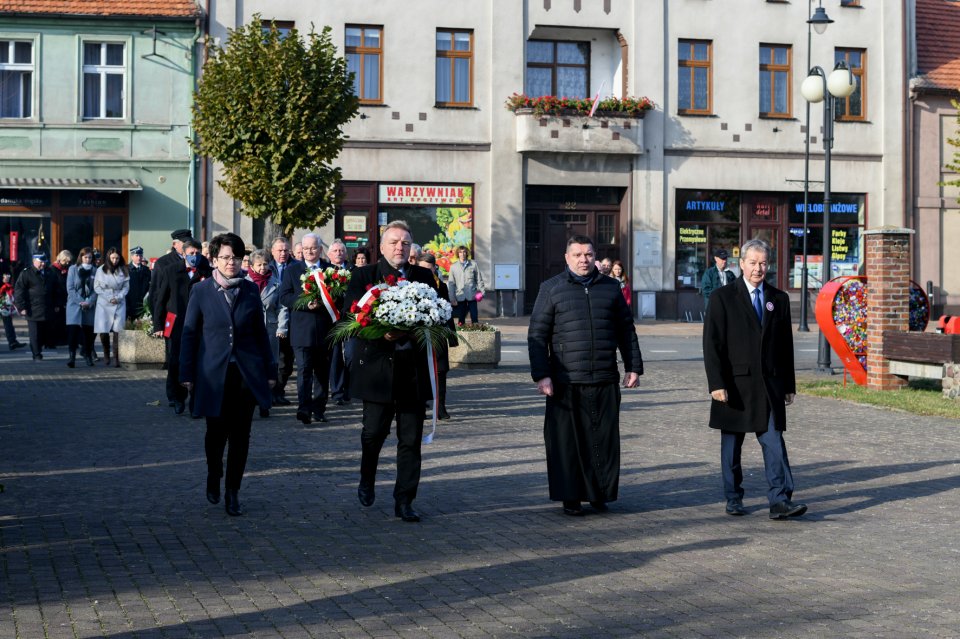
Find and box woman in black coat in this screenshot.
[180,233,276,516]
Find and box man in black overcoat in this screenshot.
[702,238,806,520]
[14,252,62,360]
[151,236,211,414]
[343,220,438,523]
[126,246,152,320]
[527,235,643,516]
[278,233,333,425]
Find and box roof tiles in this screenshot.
[916,0,960,91]
[0,0,199,18]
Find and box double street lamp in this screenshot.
[797,0,833,332]
[800,61,857,373]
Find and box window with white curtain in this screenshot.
[0,39,33,119]
[82,42,125,119]
[759,44,791,118]
[345,25,382,104]
[436,29,473,106]
[525,40,589,98]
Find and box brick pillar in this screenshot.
[864,227,915,390]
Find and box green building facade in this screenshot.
[0,2,200,273]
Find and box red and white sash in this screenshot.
[311,270,340,322]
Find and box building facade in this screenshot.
[206,0,907,318]
[910,0,960,317]
[0,0,200,274]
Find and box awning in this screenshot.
[0,177,142,191]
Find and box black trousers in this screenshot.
[274,335,295,399]
[360,400,425,504]
[328,339,350,401]
[295,344,329,416]
[454,300,479,325]
[26,320,47,357]
[3,314,17,346]
[67,324,94,356]
[205,364,256,491]
[165,331,187,403]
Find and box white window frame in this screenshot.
[80,39,127,121]
[0,36,36,120]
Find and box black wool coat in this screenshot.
[527,268,643,385]
[342,258,438,405]
[150,255,212,335]
[14,266,62,322]
[702,277,796,433]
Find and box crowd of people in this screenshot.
[4,228,804,524]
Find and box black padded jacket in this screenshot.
[527,269,643,384]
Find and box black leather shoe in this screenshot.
[335,399,347,406]
[273,395,291,405]
[224,489,243,516]
[590,501,609,512]
[296,411,312,425]
[438,407,451,420]
[174,400,186,415]
[394,501,420,522]
[66,355,76,368]
[726,499,748,516]
[84,354,95,366]
[11,342,25,350]
[313,413,327,423]
[32,354,42,360]
[769,499,807,520]
[562,501,584,516]
[358,483,375,507]
[206,475,220,504]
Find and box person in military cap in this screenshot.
[701,247,736,310]
[126,246,152,321]
[14,252,62,360]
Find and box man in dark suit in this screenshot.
[343,220,438,522]
[14,252,62,360]
[703,238,806,520]
[279,232,333,425]
[151,236,212,414]
[269,236,296,406]
[701,247,736,310]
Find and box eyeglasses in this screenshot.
[217,255,242,263]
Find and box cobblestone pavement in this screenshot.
[2,324,960,638]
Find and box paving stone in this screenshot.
[2,323,960,637]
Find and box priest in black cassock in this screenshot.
[527,235,643,516]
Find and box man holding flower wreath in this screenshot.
[343,220,440,523]
[279,233,334,425]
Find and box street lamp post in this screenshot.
[801,62,857,374]
[799,1,834,332]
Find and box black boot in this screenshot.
[113,335,120,368]
[224,489,243,516]
[437,375,450,419]
[84,352,94,366]
[66,350,76,368]
[206,474,220,504]
[101,334,111,366]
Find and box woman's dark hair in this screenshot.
[352,247,370,265]
[100,247,127,275]
[77,247,95,263]
[208,233,246,261]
